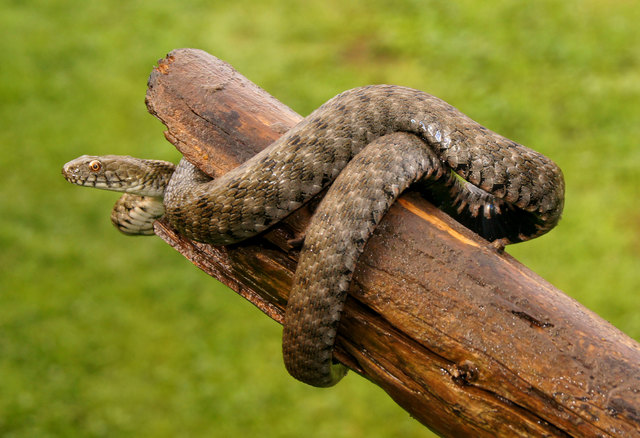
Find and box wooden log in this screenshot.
[145,48,640,437]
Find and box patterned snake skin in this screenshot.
[62,85,565,387]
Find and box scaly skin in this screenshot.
[62,85,565,387]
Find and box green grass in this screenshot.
[1,0,639,436]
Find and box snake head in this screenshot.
[61,155,169,197]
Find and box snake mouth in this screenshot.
[61,160,123,190]
[61,163,97,187]
[61,163,84,185]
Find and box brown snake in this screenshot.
[62,85,565,387]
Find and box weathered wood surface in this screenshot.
[146,48,640,437]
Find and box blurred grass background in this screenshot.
[1,0,639,436]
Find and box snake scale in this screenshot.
[63,85,565,387]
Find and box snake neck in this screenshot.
[164,158,214,206]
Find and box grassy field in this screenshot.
[1,0,639,436]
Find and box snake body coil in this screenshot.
[63,85,564,387]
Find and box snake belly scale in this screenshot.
[62,84,565,387]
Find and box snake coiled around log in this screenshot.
[62,85,565,387]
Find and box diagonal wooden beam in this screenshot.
[145,48,640,437]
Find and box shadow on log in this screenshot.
[145,48,640,437]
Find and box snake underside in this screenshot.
[62,84,565,387]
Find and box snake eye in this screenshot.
[89,160,102,172]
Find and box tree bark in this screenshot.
[145,48,640,438]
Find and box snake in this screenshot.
[62,84,565,387]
